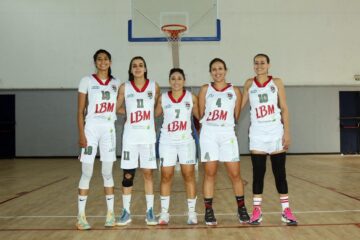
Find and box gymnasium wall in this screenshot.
[1,1,360,156]
[0,0,360,88]
[1,86,358,156]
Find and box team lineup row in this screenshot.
[76,50,297,230]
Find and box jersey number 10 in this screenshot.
[258,94,268,103]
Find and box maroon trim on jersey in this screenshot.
[168,90,186,103]
[131,79,149,92]
[210,83,232,92]
[254,76,273,88]
[92,74,111,86]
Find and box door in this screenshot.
[0,95,15,158]
[339,91,360,154]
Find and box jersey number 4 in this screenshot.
[216,98,222,107]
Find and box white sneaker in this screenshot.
[76,213,91,230]
[104,211,115,227]
[158,212,170,225]
[187,211,198,225]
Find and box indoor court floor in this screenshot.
[0,155,359,239]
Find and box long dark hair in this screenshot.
[93,49,113,79]
[169,68,186,80]
[128,56,148,81]
[254,53,270,63]
[209,58,227,72]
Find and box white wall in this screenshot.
[1,0,360,88]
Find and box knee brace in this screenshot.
[270,152,288,194]
[251,154,267,194]
[101,161,114,187]
[122,169,136,187]
[79,162,94,189]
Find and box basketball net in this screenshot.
[161,24,187,68]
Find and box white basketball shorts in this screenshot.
[200,125,240,162]
[249,123,284,154]
[80,121,116,164]
[159,140,196,167]
[121,142,157,169]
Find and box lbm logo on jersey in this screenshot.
[130,110,151,123]
[168,121,187,132]
[256,104,275,119]
[185,102,191,110]
[95,102,115,113]
[111,85,117,92]
[227,93,233,100]
[206,110,227,121]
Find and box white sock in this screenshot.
[78,195,88,215]
[160,196,170,213]
[146,194,154,211]
[253,197,262,211]
[123,194,131,213]
[105,194,114,212]
[280,196,289,211]
[187,197,197,213]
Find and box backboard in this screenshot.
[128,0,221,42]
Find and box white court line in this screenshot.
[0,209,359,219]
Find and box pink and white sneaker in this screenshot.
[249,207,262,225]
[158,212,169,225]
[281,208,298,226]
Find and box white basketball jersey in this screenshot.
[200,83,236,127]
[123,79,156,144]
[79,74,121,123]
[160,90,194,144]
[248,76,282,125]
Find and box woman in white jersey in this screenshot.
[155,68,200,225]
[76,49,121,230]
[116,56,160,226]
[198,58,250,225]
[241,53,297,226]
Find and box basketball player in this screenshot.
[155,68,200,225]
[198,58,250,225]
[116,56,160,226]
[76,49,121,230]
[241,54,297,225]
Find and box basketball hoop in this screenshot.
[161,24,187,68]
[161,24,187,42]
